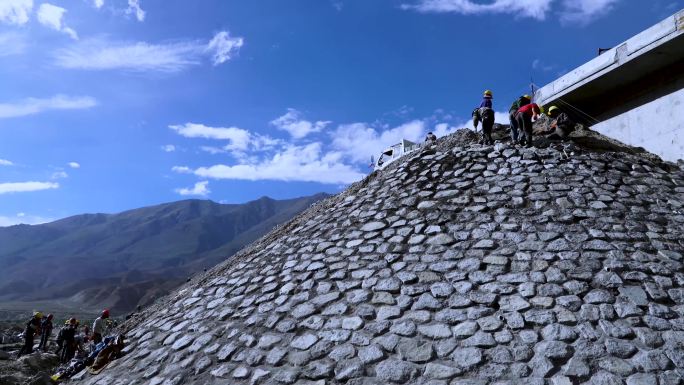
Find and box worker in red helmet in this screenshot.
[38,313,54,351]
[92,309,110,345]
[515,102,542,147]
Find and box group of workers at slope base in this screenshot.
[18,309,112,364]
[471,90,575,147]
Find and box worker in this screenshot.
[509,95,531,144]
[18,312,43,356]
[425,132,437,143]
[540,105,575,140]
[38,313,54,352]
[479,90,494,109]
[472,107,495,145]
[60,318,78,363]
[92,309,109,345]
[515,102,542,147]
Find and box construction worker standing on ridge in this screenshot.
[539,105,576,140]
[38,313,54,352]
[473,90,495,145]
[92,309,109,345]
[18,311,43,356]
[515,102,542,147]
[509,95,531,144]
[480,89,493,108]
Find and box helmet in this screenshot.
[69,318,77,324]
[548,106,559,114]
[102,309,110,318]
[483,90,493,97]
[34,311,43,319]
[47,314,54,320]
[522,94,532,100]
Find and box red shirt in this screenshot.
[518,103,540,117]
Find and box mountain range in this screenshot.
[0,194,328,316]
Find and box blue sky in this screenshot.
[0,0,681,225]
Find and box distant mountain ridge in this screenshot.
[0,194,328,314]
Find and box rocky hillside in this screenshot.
[0,194,327,315]
[76,130,684,385]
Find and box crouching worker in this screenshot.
[515,102,542,147]
[540,106,575,140]
[473,107,495,145]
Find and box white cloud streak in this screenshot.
[0,159,13,166]
[401,0,554,20]
[560,0,619,25]
[206,31,244,65]
[170,123,251,151]
[161,144,176,152]
[0,95,97,119]
[402,0,620,23]
[0,213,54,227]
[55,31,244,73]
[0,0,33,26]
[0,181,59,194]
[175,181,210,196]
[93,0,104,9]
[37,3,78,40]
[51,170,68,179]
[126,0,145,21]
[270,109,331,139]
[0,31,27,56]
[68,162,80,169]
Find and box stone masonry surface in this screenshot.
[75,133,684,385]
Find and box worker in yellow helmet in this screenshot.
[18,311,43,356]
[539,105,576,140]
[472,90,495,145]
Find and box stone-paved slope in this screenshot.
[78,137,684,385]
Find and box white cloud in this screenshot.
[171,166,192,174]
[0,159,13,166]
[161,144,176,152]
[175,181,210,196]
[0,95,97,119]
[93,0,104,9]
[68,162,80,168]
[0,181,59,194]
[55,32,244,73]
[0,0,33,25]
[206,31,244,65]
[37,3,78,40]
[270,109,331,139]
[55,39,203,72]
[560,0,619,24]
[402,0,619,23]
[532,58,555,72]
[169,123,251,151]
[126,0,145,21]
[51,170,68,179]
[0,213,54,227]
[331,120,426,163]
[0,31,27,56]
[188,143,365,184]
[401,0,554,20]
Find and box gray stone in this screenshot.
[423,362,462,379]
[291,334,319,350]
[451,347,483,369]
[375,359,417,383]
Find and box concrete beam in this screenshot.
[536,9,684,161]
